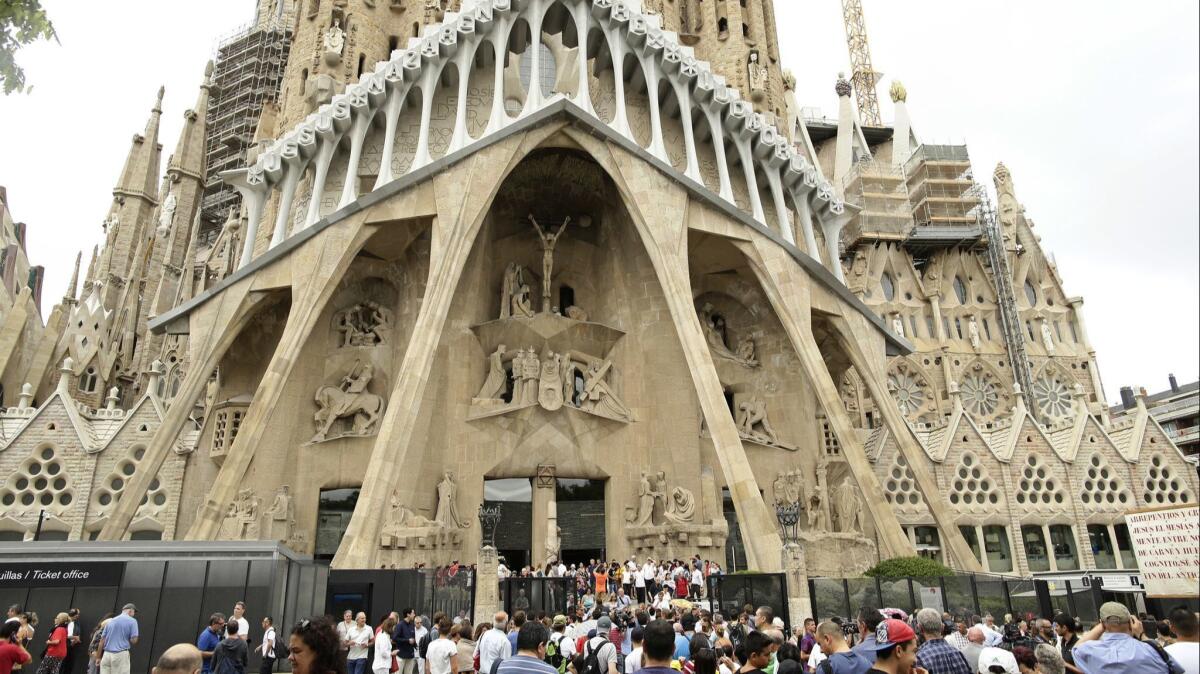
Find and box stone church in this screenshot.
[0,0,1194,585]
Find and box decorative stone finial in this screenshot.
[147,359,164,400]
[783,69,796,92]
[106,387,120,410]
[17,383,33,408]
[889,80,907,103]
[154,86,165,111]
[57,357,74,392]
[835,73,851,97]
[993,162,1011,185]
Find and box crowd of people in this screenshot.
[1,595,1196,674]
[497,557,722,605]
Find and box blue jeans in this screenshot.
[347,658,369,674]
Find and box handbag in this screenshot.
[391,654,400,673]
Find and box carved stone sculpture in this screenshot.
[267,485,295,542]
[1041,321,1056,353]
[807,485,828,531]
[735,336,759,367]
[578,358,631,421]
[835,478,863,533]
[219,489,262,540]
[334,301,393,347]
[545,501,560,564]
[629,472,658,526]
[157,190,177,237]
[500,263,533,319]
[380,491,440,549]
[699,303,759,368]
[435,471,468,529]
[312,360,385,442]
[475,345,508,401]
[773,470,806,506]
[892,315,905,339]
[664,486,697,524]
[538,352,565,411]
[747,51,768,100]
[565,305,589,322]
[519,347,540,404]
[968,316,982,351]
[626,471,695,526]
[736,396,780,446]
[528,214,570,313]
[323,19,345,66]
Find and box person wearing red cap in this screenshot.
[865,620,926,674]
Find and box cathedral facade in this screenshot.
[0,0,1194,584]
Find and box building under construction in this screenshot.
[199,4,294,243]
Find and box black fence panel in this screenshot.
[501,577,574,618]
[807,574,1055,625]
[707,574,790,631]
[326,566,475,625]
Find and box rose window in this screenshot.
[1032,375,1074,423]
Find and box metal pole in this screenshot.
[33,509,45,541]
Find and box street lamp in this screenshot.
[477,502,502,548]
[774,499,802,546]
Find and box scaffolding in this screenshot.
[980,186,1037,415]
[198,10,294,245]
[905,144,980,228]
[840,156,914,247]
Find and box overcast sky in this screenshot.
[0,0,1196,404]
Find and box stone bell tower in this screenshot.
[278,0,463,131]
[643,0,786,121]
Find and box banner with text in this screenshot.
[0,562,125,587]
[1125,504,1199,598]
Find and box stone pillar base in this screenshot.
[783,543,813,628]
[476,546,500,620]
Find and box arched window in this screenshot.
[880,272,895,301]
[80,367,98,393]
[519,42,557,96]
[953,276,968,305]
[1024,279,1038,306]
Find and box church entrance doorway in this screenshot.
[555,478,606,564]
[485,478,532,571]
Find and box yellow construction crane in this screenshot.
[840,0,883,126]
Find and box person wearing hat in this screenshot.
[548,615,575,672]
[583,618,618,674]
[97,605,139,674]
[865,619,924,674]
[1072,602,1184,674]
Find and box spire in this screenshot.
[64,251,81,303]
[83,245,99,290]
[833,73,856,192]
[890,80,914,166]
[113,87,166,205]
[167,63,212,182]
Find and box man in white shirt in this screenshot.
[256,616,278,674]
[689,568,703,601]
[1165,608,1199,674]
[973,614,1003,647]
[625,627,644,674]
[232,602,250,643]
[337,611,355,662]
[424,618,459,674]
[641,561,657,599]
[475,612,512,674]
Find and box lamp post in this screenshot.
[477,502,502,549]
[774,499,802,547]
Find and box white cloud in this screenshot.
[0,0,1194,404]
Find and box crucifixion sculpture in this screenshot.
[528,214,570,313]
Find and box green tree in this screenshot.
[864,556,954,579]
[1,0,57,94]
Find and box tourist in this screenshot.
[97,604,139,674]
[1051,616,1079,674]
[773,643,800,674]
[961,628,985,674]
[0,621,31,674]
[396,609,419,674]
[673,574,689,603]
[338,612,356,664]
[548,616,575,671]
[797,620,816,664]
[1011,647,1037,674]
[980,617,1003,648]
[425,618,459,674]
[1164,608,1198,674]
[595,567,610,604]
[35,613,71,674]
[345,614,372,674]
[288,617,345,674]
[415,617,431,674]
[373,616,398,674]
[199,614,228,674]
[454,624,475,674]
[1073,603,1184,674]
[495,622,555,674]
[624,627,644,674]
[510,615,529,655]
[977,642,1019,674]
[477,613,512,674]
[256,617,278,674]
[851,608,883,657]
[210,622,249,674]
[638,621,682,674]
[1032,644,1064,674]
[15,614,35,654]
[862,619,921,674]
[945,622,968,653]
[583,618,619,674]
[152,644,203,674]
[809,619,870,674]
[86,615,114,674]
[62,610,83,674]
[232,604,250,644]
[914,608,970,674]
[736,631,772,674]
[690,567,704,602]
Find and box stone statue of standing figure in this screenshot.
[835,478,863,533]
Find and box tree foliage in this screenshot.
[1,0,57,94]
[864,556,955,579]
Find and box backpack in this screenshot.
[545,633,567,674]
[418,632,432,659]
[581,636,608,674]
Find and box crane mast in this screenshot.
[841,0,883,126]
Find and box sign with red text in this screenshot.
[1125,504,1199,598]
